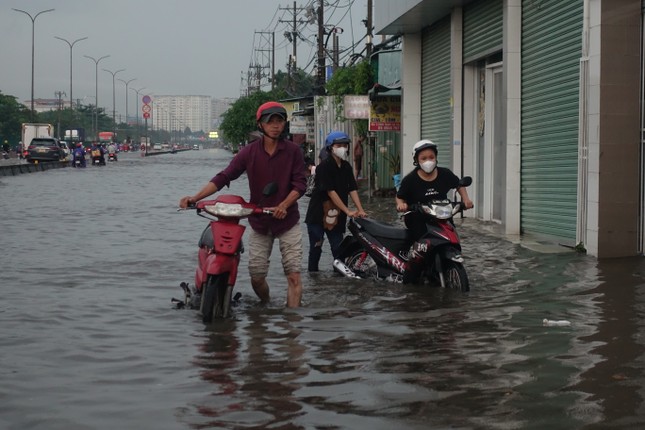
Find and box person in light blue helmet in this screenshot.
[304,131,367,271]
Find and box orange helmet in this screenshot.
[256,101,287,123]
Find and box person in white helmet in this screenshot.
[395,139,473,282]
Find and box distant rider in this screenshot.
[107,142,117,161]
[72,143,86,168]
[90,141,106,165]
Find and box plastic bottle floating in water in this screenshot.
[543,319,571,327]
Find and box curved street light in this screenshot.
[84,54,110,139]
[12,8,55,119]
[102,68,125,133]
[54,36,88,115]
[118,78,136,126]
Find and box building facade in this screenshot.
[375,0,642,258]
[152,95,212,133]
[211,97,236,130]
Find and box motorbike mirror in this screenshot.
[459,176,473,187]
[262,182,278,197]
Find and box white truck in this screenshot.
[21,123,54,149]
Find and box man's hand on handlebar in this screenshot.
[269,203,288,219]
[179,196,194,209]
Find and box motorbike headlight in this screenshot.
[431,204,454,220]
[204,202,254,217]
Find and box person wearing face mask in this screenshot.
[305,131,368,272]
[395,139,473,282]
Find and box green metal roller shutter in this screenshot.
[521,0,583,242]
[463,0,503,62]
[421,18,452,161]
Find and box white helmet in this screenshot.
[412,139,437,165]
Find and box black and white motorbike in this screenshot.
[334,177,473,292]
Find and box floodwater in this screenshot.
[2,149,645,430]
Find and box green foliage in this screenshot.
[219,89,287,150]
[384,151,401,175]
[0,91,32,144]
[325,60,373,96]
[353,119,368,137]
[274,68,316,97]
[324,60,374,128]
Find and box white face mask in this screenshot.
[420,160,436,174]
[332,147,348,160]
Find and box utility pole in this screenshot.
[279,1,307,92]
[250,31,274,93]
[333,31,339,71]
[316,0,325,93]
[366,0,373,58]
[55,90,66,139]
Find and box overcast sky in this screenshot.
[2,0,370,116]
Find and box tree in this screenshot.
[324,60,373,130]
[0,91,32,145]
[325,60,373,96]
[274,67,316,97]
[219,89,286,151]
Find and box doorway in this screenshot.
[470,61,505,223]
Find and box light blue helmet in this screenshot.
[324,131,351,149]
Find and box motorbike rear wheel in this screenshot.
[344,247,378,279]
[442,261,469,292]
[201,274,230,323]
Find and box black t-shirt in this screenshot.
[396,166,460,205]
[305,156,357,232]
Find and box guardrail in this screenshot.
[144,148,192,157]
[0,160,68,177]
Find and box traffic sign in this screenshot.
[142,95,151,104]
[143,112,150,119]
[142,104,151,113]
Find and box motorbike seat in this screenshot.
[356,218,409,240]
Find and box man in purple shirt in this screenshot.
[179,101,306,307]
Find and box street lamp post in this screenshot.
[54,36,87,118]
[117,78,136,126]
[12,8,55,119]
[102,68,125,135]
[84,54,110,140]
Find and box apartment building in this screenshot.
[152,95,212,133]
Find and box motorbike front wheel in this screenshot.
[442,261,469,292]
[200,274,231,323]
[343,247,379,279]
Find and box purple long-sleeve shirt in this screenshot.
[210,137,307,236]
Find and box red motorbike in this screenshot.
[175,183,276,322]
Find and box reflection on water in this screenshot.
[1,150,645,429]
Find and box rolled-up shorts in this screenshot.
[248,224,302,278]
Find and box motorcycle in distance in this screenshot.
[175,183,277,323]
[334,176,473,292]
[108,152,117,162]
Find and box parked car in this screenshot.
[26,137,65,163]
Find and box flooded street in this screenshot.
[2,149,645,429]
